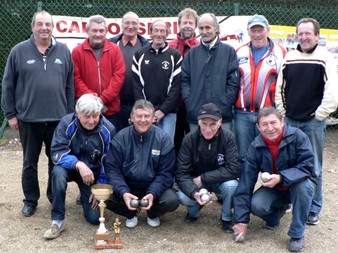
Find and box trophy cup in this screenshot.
[91,184,123,249]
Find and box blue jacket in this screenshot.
[51,113,116,183]
[234,124,315,223]
[105,125,175,199]
[181,39,239,123]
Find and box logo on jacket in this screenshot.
[26,59,36,64]
[54,58,63,65]
[238,57,248,65]
[162,61,170,69]
[217,154,225,165]
[152,149,160,156]
[266,54,277,67]
[52,153,59,161]
[145,60,150,64]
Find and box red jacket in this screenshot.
[168,33,200,57]
[72,39,125,116]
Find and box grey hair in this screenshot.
[131,99,155,117]
[31,10,53,27]
[198,13,220,34]
[75,94,103,116]
[149,19,168,32]
[122,11,140,23]
[257,106,283,124]
[86,15,107,30]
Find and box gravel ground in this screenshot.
[0,128,337,253]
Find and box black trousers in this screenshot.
[106,188,179,219]
[19,121,59,206]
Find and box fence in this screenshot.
[1,0,338,138]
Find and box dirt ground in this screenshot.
[0,127,337,253]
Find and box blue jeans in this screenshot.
[285,117,325,214]
[157,113,177,142]
[234,109,260,163]
[251,179,315,238]
[178,180,238,221]
[51,166,100,225]
[189,121,232,133]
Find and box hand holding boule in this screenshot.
[140,198,149,207]
[199,188,208,195]
[261,172,271,183]
[200,193,211,203]
[130,199,139,208]
[233,223,248,243]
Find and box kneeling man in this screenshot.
[233,107,316,252]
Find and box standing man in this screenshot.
[169,8,199,154]
[233,107,316,252]
[1,11,74,217]
[176,103,241,232]
[43,94,116,239]
[235,14,286,163]
[105,100,179,228]
[275,18,338,225]
[132,20,182,142]
[72,15,125,127]
[110,11,149,131]
[181,13,239,132]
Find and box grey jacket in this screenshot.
[1,35,74,122]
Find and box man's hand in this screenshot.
[140,193,154,211]
[233,223,248,242]
[77,161,95,186]
[154,110,165,124]
[8,117,19,130]
[193,176,202,188]
[123,192,139,210]
[193,191,213,206]
[261,174,282,188]
[89,193,99,210]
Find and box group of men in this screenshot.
[1,8,338,253]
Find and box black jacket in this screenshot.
[176,127,241,199]
[181,39,239,123]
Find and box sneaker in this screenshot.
[265,223,279,230]
[125,216,138,228]
[286,204,292,213]
[288,237,304,252]
[43,223,65,239]
[184,213,198,223]
[221,220,234,233]
[147,217,161,227]
[306,212,319,225]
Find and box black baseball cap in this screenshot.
[198,103,222,121]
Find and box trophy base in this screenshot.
[95,239,123,250]
[95,232,123,249]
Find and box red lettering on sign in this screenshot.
[68,21,81,33]
[108,23,120,35]
[56,20,67,33]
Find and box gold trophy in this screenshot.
[91,184,123,249]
